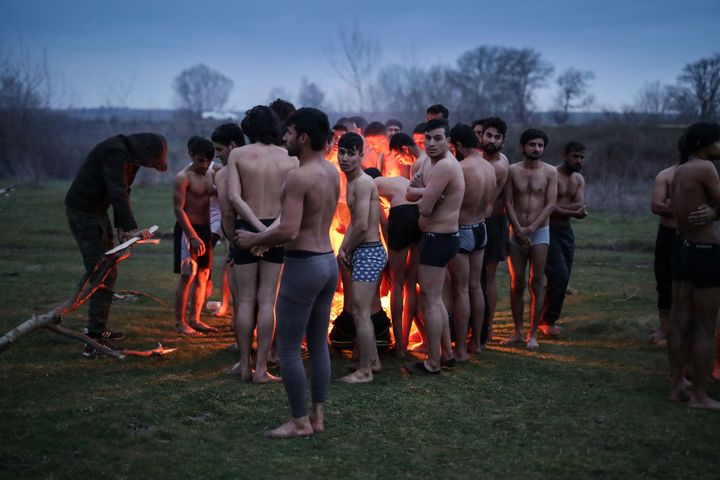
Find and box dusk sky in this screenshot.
[2,0,718,112]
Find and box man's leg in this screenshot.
[190,268,216,332]
[687,286,720,410]
[484,260,500,343]
[176,273,200,335]
[668,280,693,402]
[252,261,283,384]
[340,280,379,383]
[215,242,232,317]
[226,263,259,381]
[418,264,448,371]
[447,253,470,361]
[468,249,486,353]
[503,245,528,344]
[387,247,408,356]
[541,228,568,335]
[404,246,423,350]
[527,244,549,350]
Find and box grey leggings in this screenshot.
[276,251,338,418]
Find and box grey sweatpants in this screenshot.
[276,251,338,418]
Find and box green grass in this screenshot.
[1,183,718,479]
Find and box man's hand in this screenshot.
[189,235,206,257]
[234,229,255,249]
[338,248,352,270]
[688,204,717,226]
[251,245,268,257]
[409,172,424,188]
[118,228,154,243]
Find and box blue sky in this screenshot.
[2,0,718,111]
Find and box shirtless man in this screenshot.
[226,105,297,384]
[472,119,485,145]
[426,104,449,122]
[386,119,402,139]
[447,124,496,359]
[173,136,217,335]
[480,117,511,346]
[503,129,557,350]
[668,122,720,411]
[390,132,426,180]
[404,119,465,374]
[539,141,588,336]
[235,107,340,437]
[337,133,387,383]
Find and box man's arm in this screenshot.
[417,163,451,217]
[226,150,267,232]
[342,180,372,255]
[102,150,138,233]
[503,169,522,232]
[651,171,674,218]
[172,173,205,256]
[554,175,587,219]
[215,169,235,242]
[528,167,558,232]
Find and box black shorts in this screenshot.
[458,222,487,254]
[484,214,508,262]
[419,231,460,267]
[654,224,680,309]
[173,223,213,274]
[229,218,285,265]
[388,204,422,251]
[671,240,720,288]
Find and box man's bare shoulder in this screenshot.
[544,162,558,176]
[656,165,676,182]
[174,167,191,184]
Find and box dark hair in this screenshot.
[211,123,246,147]
[338,132,364,153]
[268,98,296,123]
[337,117,357,132]
[471,118,486,130]
[413,122,427,134]
[677,134,689,164]
[564,141,585,155]
[683,122,720,160]
[364,121,385,137]
[241,105,280,145]
[350,116,368,131]
[187,136,214,159]
[386,118,402,130]
[519,128,549,147]
[286,107,330,151]
[424,119,450,137]
[389,132,416,151]
[449,123,478,149]
[332,123,348,133]
[481,117,507,137]
[427,104,449,119]
[364,167,381,178]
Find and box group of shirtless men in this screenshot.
[169,101,607,437]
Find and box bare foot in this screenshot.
[214,305,231,317]
[501,332,524,346]
[688,393,720,411]
[252,371,281,384]
[310,404,324,433]
[339,369,374,384]
[176,324,202,336]
[453,348,470,362]
[346,360,381,373]
[526,336,539,350]
[538,324,563,336]
[223,362,253,382]
[189,321,218,333]
[668,385,691,402]
[265,417,314,439]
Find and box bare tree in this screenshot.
[668,53,720,120]
[173,64,233,116]
[327,22,382,111]
[552,68,595,124]
[297,78,326,109]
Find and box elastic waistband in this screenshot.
[285,249,334,258]
[424,231,459,238]
[460,221,484,229]
[357,241,383,248]
[682,241,719,250]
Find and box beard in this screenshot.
[566,162,582,172]
[482,143,500,154]
[526,152,543,160]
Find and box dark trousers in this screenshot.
[541,224,575,326]
[66,207,117,335]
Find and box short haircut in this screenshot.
[520,128,548,147]
[332,123,348,133]
[338,132,364,153]
[424,119,450,137]
[268,98,296,123]
[413,122,427,134]
[481,117,507,137]
[389,132,416,151]
[187,136,215,159]
[683,122,720,159]
[364,121,386,137]
[241,105,280,145]
[211,123,246,147]
[364,167,381,178]
[564,141,586,154]
[449,123,478,149]
[350,115,368,131]
[427,104,449,119]
[386,118,402,130]
[337,117,357,132]
[286,107,330,151]
[471,118,486,130]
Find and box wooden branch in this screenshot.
[45,324,125,359]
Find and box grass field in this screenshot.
[1,183,718,479]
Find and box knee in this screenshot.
[511,278,525,293]
[529,275,544,293]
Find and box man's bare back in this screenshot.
[652,166,678,229]
[375,176,413,208]
[459,152,496,224]
[672,160,720,243]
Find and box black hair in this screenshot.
[424,119,450,137]
[564,141,585,155]
[471,118,486,130]
[682,122,720,161]
[481,117,507,137]
[286,107,330,151]
[187,136,215,159]
[211,123,246,147]
[337,117,357,132]
[364,121,386,137]
[338,132,364,153]
[364,167,381,178]
[413,122,427,134]
[519,128,549,147]
[350,115,368,131]
[386,118,402,130]
[389,132,416,151]
[332,123,348,133]
[427,104,449,120]
[241,105,280,145]
[268,98,296,123]
[449,123,478,149]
